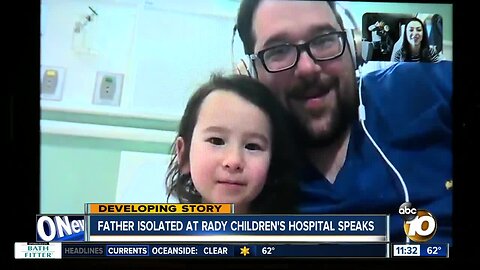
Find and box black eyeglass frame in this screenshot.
[249,31,348,73]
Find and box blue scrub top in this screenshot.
[299,61,452,245]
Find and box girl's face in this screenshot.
[178,90,272,213]
[406,20,423,47]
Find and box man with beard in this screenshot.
[235,0,452,244]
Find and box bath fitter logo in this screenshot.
[14,242,62,259]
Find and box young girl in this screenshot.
[166,73,299,214]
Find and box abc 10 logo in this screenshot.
[398,202,437,242]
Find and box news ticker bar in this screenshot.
[18,243,388,258]
[14,242,450,259]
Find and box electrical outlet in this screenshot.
[93,72,124,106]
[40,66,65,101]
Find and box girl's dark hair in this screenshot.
[236,0,343,55]
[166,73,299,213]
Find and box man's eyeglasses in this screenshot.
[250,31,347,73]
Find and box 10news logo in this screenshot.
[398,202,437,242]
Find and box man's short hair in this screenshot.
[236,0,344,55]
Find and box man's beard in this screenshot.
[290,93,358,149]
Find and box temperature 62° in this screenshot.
[262,246,276,255]
[427,246,441,255]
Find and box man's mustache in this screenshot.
[287,78,337,100]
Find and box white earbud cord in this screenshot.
[357,70,411,243]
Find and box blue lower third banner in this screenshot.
[87,215,388,242]
[61,243,389,258]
